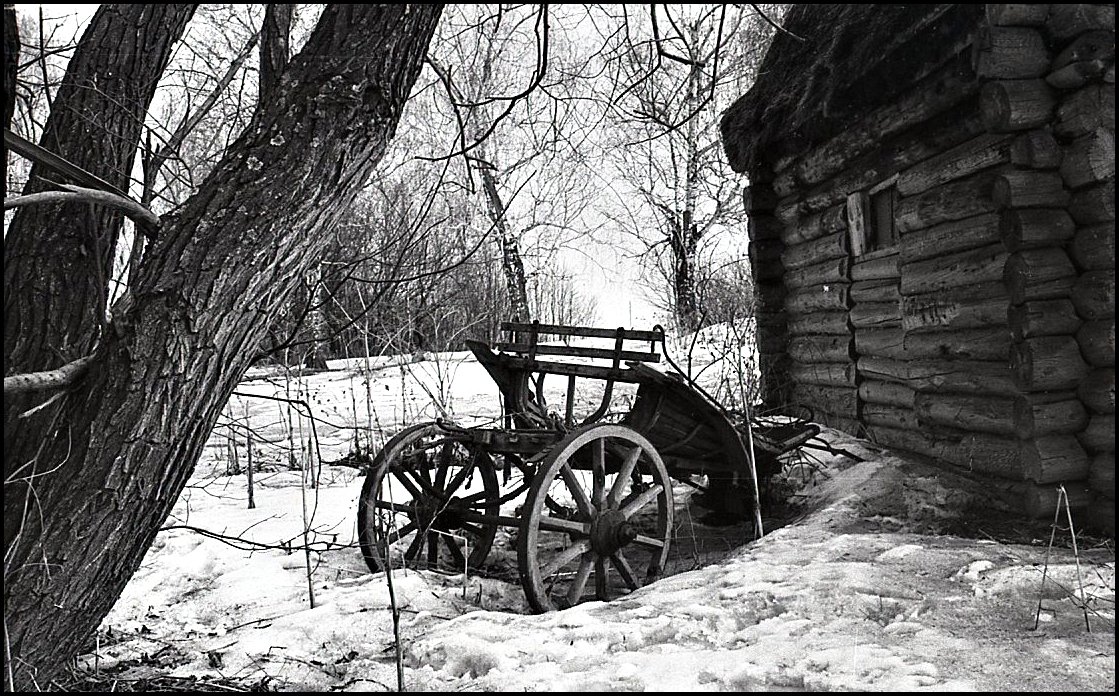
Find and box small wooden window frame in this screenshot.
[847,174,899,257]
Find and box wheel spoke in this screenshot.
[388,520,418,542]
[591,438,606,509]
[632,533,665,549]
[391,470,423,499]
[595,557,607,600]
[610,551,641,591]
[426,532,439,567]
[445,535,466,569]
[619,483,664,518]
[559,463,595,518]
[607,446,642,508]
[537,515,590,535]
[540,539,591,578]
[373,499,413,515]
[443,454,476,497]
[461,522,487,538]
[404,530,425,561]
[435,444,452,490]
[565,557,594,606]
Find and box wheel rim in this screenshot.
[518,424,673,612]
[357,423,498,574]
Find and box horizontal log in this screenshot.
[1060,129,1115,190]
[1077,319,1115,367]
[782,203,847,246]
[1008,299,1082,341]
[999,208,1074,251]
[850,279,901,304]
[849,301,901,329]
[992,170,1070,209]
[850,252,899,282]
[1011,335,1090,391]
[908,359,1020,395]
[1079,367,1115,414]
[895,171,1000,234]
[788,361,856,388]
[1070,223,1116,271]
[915,392,1017,435]
[794,52,979,187]
[773,196,802,228]
[1078,412,1115,452]
[855,327,906,360]
[1069,178,1115,225]
[1022,435,1090,484]
[974,26,1050,79]
[862,404,918,431]
[1055,84,1115,140]
[903,326,1010,361]
[856,356,908,384]
[1053,30,1117,73]
[1022,483,1091,518]
[1047,59,1111,90]
[986,4,1051,27]
[772,168,799,198]
[900,243,1009,295]
[784,284,850,314]
[788,335,852,364]
[1009,129,1062,168]
[897,133,1013,198]
[902,282,1010,332]
[864,425,1018,477]
[790,383,858,420]
[787,311,850,336]
[781,231,849,271]
[747,215,784,242]
[1015,393,1089,438]
[1089,453,1115,498]
[799,104,987,215]
[785,256,849,290]
[899,213,1001,264]
[1071,269,1116,320]
[1004,248,1077,304]
[1046,4,1116,44]
[980,79,1056,132]
[858,380,915,409]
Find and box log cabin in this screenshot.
[720,4,1114,532]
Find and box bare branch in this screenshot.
[4,353,96,394]
[5,184,160,236]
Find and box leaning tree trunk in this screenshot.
[480,165,531,322]
[2,5,441,689]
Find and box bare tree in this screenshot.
[3,5,441,689]
[593,4,784,332]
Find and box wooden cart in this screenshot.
[355,322,819,612]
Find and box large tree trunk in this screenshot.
[4,5,197,376]
[2,5,442,689]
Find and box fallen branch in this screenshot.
[4,353,96,394]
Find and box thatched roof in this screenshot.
[721,4,984,175]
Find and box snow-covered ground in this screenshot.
[83,340,1115,692]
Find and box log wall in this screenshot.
[1043,4,1115,533]
[739,4,1114,527]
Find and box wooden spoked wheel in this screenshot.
[517,424,673,613]
[357,423,499,574]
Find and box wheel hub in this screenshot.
[412,496,463,531]
[589,509,638,556]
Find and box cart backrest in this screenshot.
[496,321,664,367]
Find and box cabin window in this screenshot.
[847,176,899,256]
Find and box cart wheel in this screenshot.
[357,423,499,574]
[518,423,673,612]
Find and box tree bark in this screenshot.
[2,6,442,689]
[260,3,293,100]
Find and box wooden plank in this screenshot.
[494,356,655,383]
[500,322,663,342]
[495,343,659,363]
